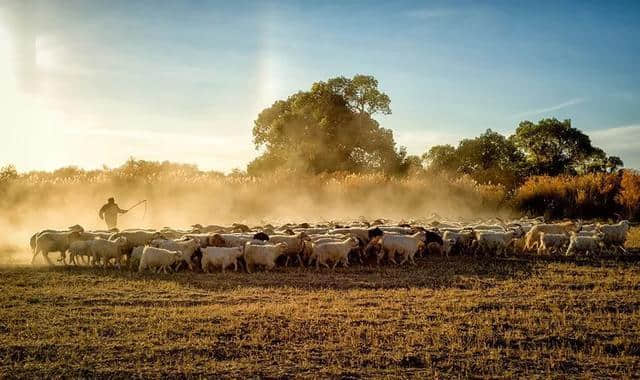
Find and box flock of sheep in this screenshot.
[29,217,633,274]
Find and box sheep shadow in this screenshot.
[14,255,539,292]
[9,250,640,294]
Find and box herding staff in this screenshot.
[126,199,147,220]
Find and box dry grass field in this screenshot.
[1,230,639,378]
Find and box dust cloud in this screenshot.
[0,171,511,264]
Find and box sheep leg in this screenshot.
[332,261,338,270]
[284,256,290,267]
[31,249,39,265]
[233,260,238,271]
[389,250,397,265]
[296,254,304,267]
[400,250,411,265]
[43,252,54,266]
[322,261,330,269]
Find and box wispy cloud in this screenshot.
[513,98,586,119]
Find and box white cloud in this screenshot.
[590,124,640,169]
[394,129,465,155]
[513,98,586,118]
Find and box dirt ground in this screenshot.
[1,244,640,378]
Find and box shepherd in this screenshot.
[98,197,128,230]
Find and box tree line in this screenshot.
[248,74,623,188]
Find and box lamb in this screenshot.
[90,237,128,269]
[243,242,287,273]
[200,246,244,273]
[524,221,581,252]
[310,237,359,269]
[378,233,424,265]
[138,246,183,274]
[33,229,84,265]
[537,232,569,256]
[565,232,603,256]
[151,238,199,270]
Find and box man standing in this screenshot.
[99,197,127,230]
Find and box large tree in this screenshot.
[510,118,622,176]
[248,75,406,175]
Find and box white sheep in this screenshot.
[524,221,581,252]
[151,238,199,270]
[310,237,359,269]
[537,232,569,255]
[442,230,475,256]
[138,246,183,274]
[90,237,128,269]
[201,246,244,273]
[474,229,523,256]
[379,233,424,265]
[243,242,287,273]
[68,240,93,265]
[269,232,310,266]
[598,220,630,254]
[565,232,603,256]
[33,229,84,265]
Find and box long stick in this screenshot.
[127,199,147,211]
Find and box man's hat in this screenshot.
[108,197,115,203]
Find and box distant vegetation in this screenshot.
[0,74,637,223]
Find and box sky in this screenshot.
[1,0,639,172]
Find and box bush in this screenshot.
[513,172,635,220]
[617,170,640,220]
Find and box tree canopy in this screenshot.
[423,129,525,188]
[511,118,622,176]
[423,118,622,187]
[248,75,407,175]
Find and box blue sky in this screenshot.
[1,0,639,171]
